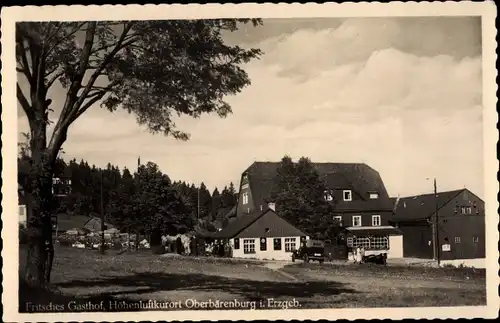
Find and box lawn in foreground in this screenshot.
[282,263,486,308]
[19,246,486,311]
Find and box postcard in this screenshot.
[1,1,498,322]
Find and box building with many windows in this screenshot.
[212,208,307,261]
[390,188,485,268]
[234,161,404,259]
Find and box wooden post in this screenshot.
[434,178,440,267]
[100,170,105,255]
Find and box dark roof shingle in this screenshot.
[391,189,465,222]
[243,161,393,212]
[212,210,264,239]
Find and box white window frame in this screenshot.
[347,236,389,250]
[372,215,381,226]
[343,190,352,201]
[243,239,256,254]
[454,237,461,244]
[352,215,362,227]
[242,192,249,205]
[284,237,297,252]
[369,192,379,199]
[461,206,472,214]
[324,190,333,201]
[333,216,343,226]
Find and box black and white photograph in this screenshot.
[2,2,498,322]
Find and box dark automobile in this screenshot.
[291,239,325,263]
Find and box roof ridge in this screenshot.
[400,188,465,199]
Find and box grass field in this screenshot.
[19,246,486,312]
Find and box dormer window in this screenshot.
[343,190,352,201]
[369,192,379,199]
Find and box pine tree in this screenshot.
[270,156,339,239]
[211,187,222,220]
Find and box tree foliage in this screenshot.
[269,156,341,240]
[16,19,262,287]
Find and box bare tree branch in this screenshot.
[67,23,133,123]
[44,22,86,59]
[46,70,65,89]
[48,22,97,159]
[56,22,97,126]
[17,82,34,119]
[16,42,33,84]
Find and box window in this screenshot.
[273,238,282,250]
[234,238,240,250]
[454,237,461,244]
[343,190,352,201]
[352,215,362,227]
[324,190,333,201]
[260,237,267,251]
[372,215,381,226]
[369,192,379,199]
[461,206,472,214]
[268,202,276,211]
[333,216,343,226]
[241,183,249,190]
[243,239,255,254]
[473,237,479,243]
[242,193,249,205]
[284,238,297,252]
[347,236,389,250]
[18,206,25,216]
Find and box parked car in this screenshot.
[291,239,325,263]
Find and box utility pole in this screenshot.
[100,169,105,255]
[434,178,440,267]
[197,185,200,220]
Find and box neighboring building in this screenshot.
[56,214,115,234]
[18,184,30,228]
[235,161,403,258]
[389,188,485,266]
[212,208,307,261]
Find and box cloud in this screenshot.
[17,17,483,198]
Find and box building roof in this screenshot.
[56,214,115,232]
[346,226,403,236]
[56,214,93,232]
[391,189,468,222]
[212,209,305,239]
[243,161,393,212]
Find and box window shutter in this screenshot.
[260,237,267,251]
[273,238,282,250]
[234,238,240,250]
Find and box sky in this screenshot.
[17,17,484,198]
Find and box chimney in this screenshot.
[268,202,276,211]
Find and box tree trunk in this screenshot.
[24,160,55,288]
[24,109,57,288]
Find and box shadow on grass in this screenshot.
[20,271,359,312]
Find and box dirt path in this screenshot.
[261,261,299,281]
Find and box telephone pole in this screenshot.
[434,178,440,267]
[197,185,200,220]
[100,169,105,255]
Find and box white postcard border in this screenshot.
[1,2,498,322]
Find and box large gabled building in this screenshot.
[234,161,403,258]
[389,188,485,267]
